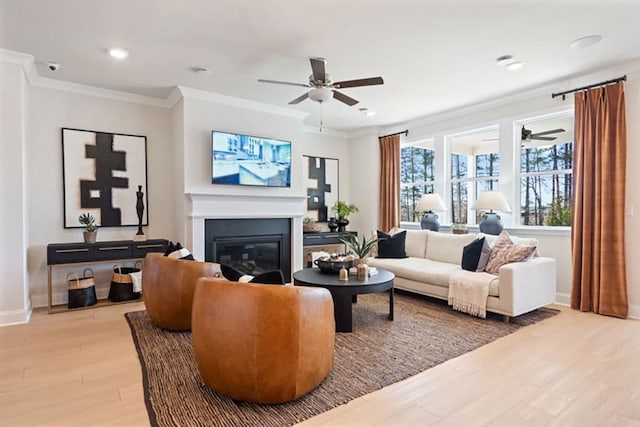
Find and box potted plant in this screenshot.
[78,212,98,243]
[341,234,378,264]
[331,201,359,232]
[451,222,469,234]
[303,217,322,233]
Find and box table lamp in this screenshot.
[417,193,447,231]
[471,191,511,235]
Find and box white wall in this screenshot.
[26,86,175,307]
[10,82,350,313]
[176,92,351,249]
[349,68,640,317]
[0,57,30,325]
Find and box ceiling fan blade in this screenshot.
[258,79,310,88]
[531,128,565,137]
[310,57,327,84]
[288,92,309,105]
[332,90,359,106]
[333,76,384,89]
[530,136,557,141]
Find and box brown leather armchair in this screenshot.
[192,278,335,404]
[142,253,221,331]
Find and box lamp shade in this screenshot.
[471,191,511,213]
[417,193,446,212]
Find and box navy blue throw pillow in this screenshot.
[461,237,487,272]
[376,230,407,259]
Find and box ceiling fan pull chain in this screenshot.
[319,103,324,132]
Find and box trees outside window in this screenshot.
[400,142,434,222]
[450,128,499,224]
[519,114,573,226]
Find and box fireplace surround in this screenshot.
[186,193,306,278]
[205,218,291,281]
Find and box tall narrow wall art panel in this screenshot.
[303,155,339,222]
[62,128,148,228]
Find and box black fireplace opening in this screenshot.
[205,218,291,281]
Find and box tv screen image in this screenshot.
[211,131,291,187]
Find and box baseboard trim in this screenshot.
[0,305,32,327]
[556,292,639,320]
[555,292,570,306]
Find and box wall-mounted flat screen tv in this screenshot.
[211,130,291,187]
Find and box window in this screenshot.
[449,128,499,224]
[519,114,573,226]
[400,141,435,222]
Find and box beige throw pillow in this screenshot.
[484,230,537,274]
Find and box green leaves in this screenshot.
[340,234,377,259]
[78,212,97,232]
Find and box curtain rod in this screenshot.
[551,75,627,100]
[379,129,409,139]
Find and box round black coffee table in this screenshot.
[293,268,394,332]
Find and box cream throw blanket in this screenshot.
[448,270,491,318]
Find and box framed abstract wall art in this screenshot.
[62,127,148,228]
[303,155,339,222]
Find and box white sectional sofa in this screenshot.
[367,230,556,320]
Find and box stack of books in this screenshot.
[348,266,379,277]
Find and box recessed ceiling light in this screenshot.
[108,48,129,60]
[569,35,602,49]
[496,55,513,66]
[358,107,376,117]
[505,61,524,71]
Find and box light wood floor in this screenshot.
[1,303,639,427]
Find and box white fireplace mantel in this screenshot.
[186,192,307,272]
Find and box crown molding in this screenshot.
[176,86,308,120]
[0,48,33,66]
[380,58,640,135]
[30,76,169,107]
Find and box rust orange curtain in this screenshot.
[571,82,628,318]
[379,134,401,232]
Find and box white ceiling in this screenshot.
[1,0,639,132]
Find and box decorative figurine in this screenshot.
[134,185,146,241]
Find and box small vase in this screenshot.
[83,231,97,243]
[327,217,338,232]
[336,218,349,232]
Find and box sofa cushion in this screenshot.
[404,229,429,258]
[367,257,500,297]
[425,231,476,264]
[485,231,537,274]
[478,232,540,256]
[461,237,491,272]
[377,230,407,258]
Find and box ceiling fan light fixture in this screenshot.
[309,87,333,103]
[506,61,524,71]
[570,35,602,49]
[496,55,513,66]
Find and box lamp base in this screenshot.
[478,212,503,235]
[420,212,440,231]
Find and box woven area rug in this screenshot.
[125,291,558,427]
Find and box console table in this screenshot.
[302,231,356,267]
[46,239,168,313]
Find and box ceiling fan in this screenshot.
[258,57,383,106]
[521,126,565,141]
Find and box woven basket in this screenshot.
[67,268,98,308]
[108,264,142,302]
